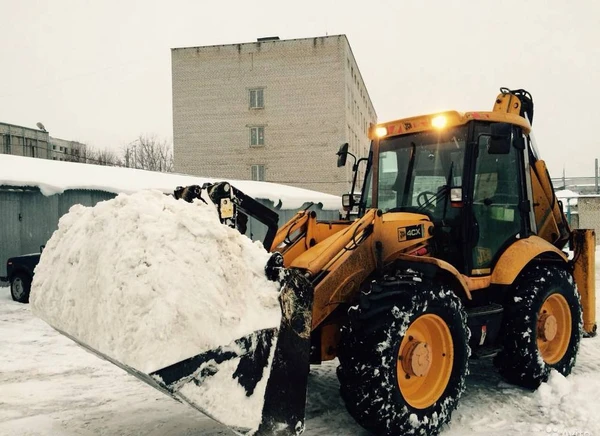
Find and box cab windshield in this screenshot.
[372,126,468,220]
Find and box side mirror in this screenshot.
[337,143,349,167]
[488,123,512,154]
[450,187,463,208]
[342,193,355,209]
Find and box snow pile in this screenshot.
[30,190,281,374]
[533,369,597,434]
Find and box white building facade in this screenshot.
[171,35,376,196]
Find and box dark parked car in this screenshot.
[5,250,42,303]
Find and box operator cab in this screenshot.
[341,110,533,277]
[365,125,468,268]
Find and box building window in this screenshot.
[251,164,265,181]
[250,126,265,146]
[347,86,352,110]
[249,88,264,109]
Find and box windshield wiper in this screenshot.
[441,161,454,222]
[402,142,417,207]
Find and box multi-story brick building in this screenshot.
[0,121,86,162]
[171,34,376,196]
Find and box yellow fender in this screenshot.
[395,253,472,301]
[491,236,567,286]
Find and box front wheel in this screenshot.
[337,274,470,436]
[494,265,582,389]
[11,272,32,304]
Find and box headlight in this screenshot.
[431,115,447,129]
[375,126,388,137]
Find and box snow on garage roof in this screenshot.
[0,155,341,210]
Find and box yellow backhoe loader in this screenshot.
[54,88,597,436]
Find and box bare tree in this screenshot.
[77,145,95,164]
[79,146,120,166]
[122,135,174,172]
[94,148,121,166]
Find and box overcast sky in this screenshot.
[1,0,598,177]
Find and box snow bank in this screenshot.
[30,190,281,374]
[0,154,341,210]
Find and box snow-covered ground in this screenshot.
[2,280,599,436]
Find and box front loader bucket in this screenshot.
[58,270,314,435]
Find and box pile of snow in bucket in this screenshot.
[30,190,282,430]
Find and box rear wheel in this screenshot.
[10,272,32,304]
[494,265,582,389]
[337,273,469,436]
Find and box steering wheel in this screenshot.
[417,191,437,208]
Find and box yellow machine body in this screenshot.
[271,89,597,363]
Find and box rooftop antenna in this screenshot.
[36,122,47,132]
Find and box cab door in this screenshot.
[470,125,524,275]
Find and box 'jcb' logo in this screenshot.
[398,229,407,241]
[398,224,424,242]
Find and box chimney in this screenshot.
[257,36,280,42]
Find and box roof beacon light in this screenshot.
[375,126,388,138]
[431,115,447,129]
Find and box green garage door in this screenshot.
[0,192,21,278]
